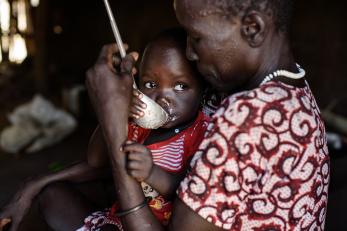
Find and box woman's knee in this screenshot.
[38,182,70,209]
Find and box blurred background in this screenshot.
[0,0,346,230]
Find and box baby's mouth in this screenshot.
[157,99,178,123]
[160,106,177,123]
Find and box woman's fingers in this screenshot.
[97,43,127,64]
[97,43,130,71]
[120,53,137,74]
[0,217,12,230]
[129,51,139,61]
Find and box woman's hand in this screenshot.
[85,43,139,132]
[0,178,44,231]
[123,141,154,182]
[130,89,147,119]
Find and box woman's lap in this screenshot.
[38,182,96,231]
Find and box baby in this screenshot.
[79,28,209,230]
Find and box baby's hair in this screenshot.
[143,27,190,67]
[205,0,294,33]
[148,27,188,52]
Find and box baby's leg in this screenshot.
[38,182,94,231]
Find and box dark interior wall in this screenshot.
[45,0,178,88]
[292,0,346,115]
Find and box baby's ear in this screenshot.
[241,11,267,47]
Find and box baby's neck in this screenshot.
[143,113,198,146]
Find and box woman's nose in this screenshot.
[186,37,199,61]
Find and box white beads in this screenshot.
[260,63,306,85]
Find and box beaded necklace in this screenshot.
[260,63,306,85]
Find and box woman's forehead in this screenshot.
[175,0,222,18]
[175,0,233,34]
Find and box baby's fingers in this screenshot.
[127,169,146,182]
[130,106,144,119]
[130,90,146,119]
[126,159,146,181]
[132,90,147,109]
[127,159,142,170]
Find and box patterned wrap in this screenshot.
[178,81,330,230]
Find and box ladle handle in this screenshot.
[103,0,138,89]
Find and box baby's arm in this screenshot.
[145,165,185,199]
[123,141,184,199]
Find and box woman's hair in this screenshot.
[205,0,295,33]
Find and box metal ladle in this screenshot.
[103,0,169,129]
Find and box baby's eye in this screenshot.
[144,81,157,89]
[174,83,187,91]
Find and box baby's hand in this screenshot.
[123,141,153,182]
[130,89,147,119]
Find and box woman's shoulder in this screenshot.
[216,81,308,112]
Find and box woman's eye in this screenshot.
[189,35,201,44]
[174,84,187,91]
[144,81,156,89]
[193,37,201,43]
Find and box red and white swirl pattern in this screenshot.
[178,81,329,230]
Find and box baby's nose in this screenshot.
[157,97,171,109]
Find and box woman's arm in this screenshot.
[87,125,109,168]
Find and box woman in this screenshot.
[85,0,329,230]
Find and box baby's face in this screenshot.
[139,46,202,129]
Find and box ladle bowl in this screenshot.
[133,93,169,129]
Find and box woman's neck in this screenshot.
[246,32,305,89]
